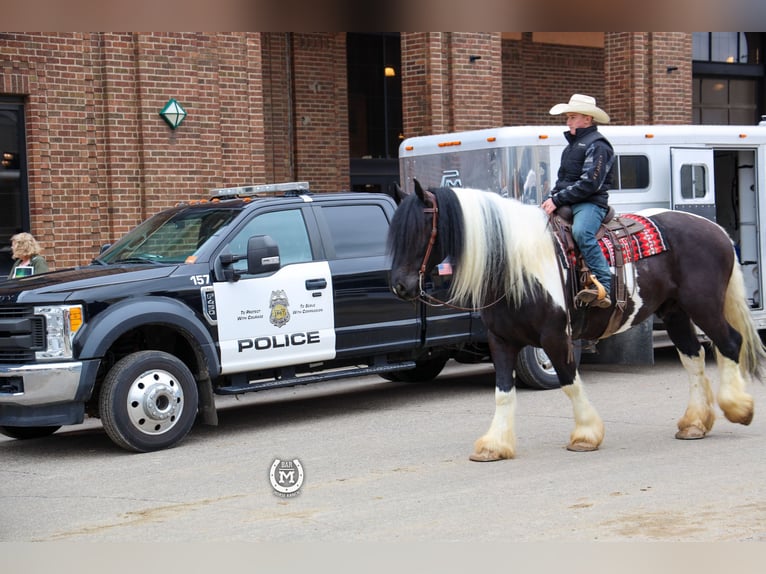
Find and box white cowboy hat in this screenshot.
[549,94,610,124]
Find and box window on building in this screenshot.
[347,33,403,196]
[0,99,29,276]
[692,33,763,125]
[693,32,764,65]
[347,33,402,160]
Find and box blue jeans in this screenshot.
[571,202,611,293]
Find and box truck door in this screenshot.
[670,148,716,221]
[213,208,336,374]
[314,200,421,359]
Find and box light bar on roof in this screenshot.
[210,181,310,198]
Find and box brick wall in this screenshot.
[503,33,605,126]
[402,32,502,138]
[1,32,353,268]
[289,33,349,193]
[605,32,692,124]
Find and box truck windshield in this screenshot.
[97,206,241,265]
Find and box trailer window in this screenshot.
[613,154,649,191]
[680,164,708,199]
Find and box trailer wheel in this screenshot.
[0,425,61,440]
[99,351,198,452]
[516,343,582,391]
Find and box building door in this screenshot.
[346,33,402,198]
[0,99,29,276]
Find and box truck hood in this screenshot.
[0,265,178,302]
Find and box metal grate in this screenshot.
[0,305,44,364]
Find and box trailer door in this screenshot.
[670,148,716,221]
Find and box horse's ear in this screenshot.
[392,182,407,205]
[414,179,426,203]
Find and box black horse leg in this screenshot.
[660,309,716,439]
[469,331,520,461]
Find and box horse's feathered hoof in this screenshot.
[468,453,504,462]
[675,426,707,440]
[566,441,599,452]
[469,451,507,462]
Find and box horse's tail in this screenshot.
[724,258,766,381]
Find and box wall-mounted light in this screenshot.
[666,66,679,74]
[159,98,187,129]
[469,55,482,63]
[384,66,396,77]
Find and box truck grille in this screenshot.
[0,306,46,364]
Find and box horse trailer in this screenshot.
[398,122,766,379]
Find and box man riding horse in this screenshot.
[541,94,615,309]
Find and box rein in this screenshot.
[416,190,505,312]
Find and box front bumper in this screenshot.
[0,361,91,426]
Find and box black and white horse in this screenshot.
[388,183,765,461]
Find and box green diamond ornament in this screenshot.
[159,98,187,129]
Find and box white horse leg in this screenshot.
[716,350,754,426]
[676,348,716,439]
[470,387,517,461]
[562,373,604,452]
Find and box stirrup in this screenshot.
[575,275,611,307]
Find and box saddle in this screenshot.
[549,205,647,337]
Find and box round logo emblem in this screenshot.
[269,458,304,497]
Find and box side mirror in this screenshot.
[246,235,280,275]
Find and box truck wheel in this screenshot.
[99,351,198,452]
[516,343,582,391]
[382,354,449,383]
[0,425,61,440]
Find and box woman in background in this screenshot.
[8,232,49,279]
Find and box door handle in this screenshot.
[305,278,327,290]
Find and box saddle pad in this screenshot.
[598,213,668,267]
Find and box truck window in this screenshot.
[320,204,389,258]
[613,154,650,191]
[228,209,313,269]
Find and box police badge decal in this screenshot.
[269,290,291,328]
[269,458,305,498]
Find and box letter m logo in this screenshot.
[278,469,296,485]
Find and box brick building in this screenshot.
[1,32,764,272]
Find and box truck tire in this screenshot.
[99,350,199,452]
[516,343,582,391]
[0,425,61,440]
[381,354,449,383]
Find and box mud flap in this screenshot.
[582,318,654,366]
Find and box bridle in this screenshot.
[415,189,505,311]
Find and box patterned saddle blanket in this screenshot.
[597,213,669,267]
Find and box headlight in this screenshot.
[33,305,84,361]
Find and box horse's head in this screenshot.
[388,180,444,301]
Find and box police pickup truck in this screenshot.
[0,182,495,452]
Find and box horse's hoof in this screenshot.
[566,441,598,452]
[675,426,706,440]
[469,451,506,462]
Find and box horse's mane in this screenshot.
[443,187,562,308]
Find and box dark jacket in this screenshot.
[547,125,614,210]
